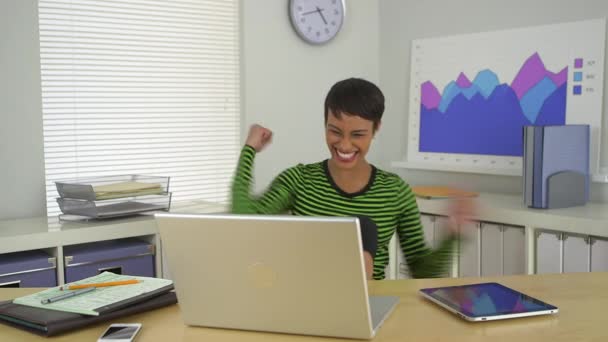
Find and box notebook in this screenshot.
[12,272,173,316]
[0,291,176,336]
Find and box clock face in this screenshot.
[289,0,345,45]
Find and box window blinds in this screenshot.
[38,0,240,216]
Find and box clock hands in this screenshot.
[301,9,318,15]
[301,7,328,25]
[316,6,328,25]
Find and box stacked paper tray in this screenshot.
[56,175,169,201]
[56,194,172,219]
[55,175,171,219]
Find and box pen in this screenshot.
[41,287,96,304]
[61,279,140,290]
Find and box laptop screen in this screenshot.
[420,282,557,318]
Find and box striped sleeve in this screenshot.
[395,179,456,278]
[230,145,300,214]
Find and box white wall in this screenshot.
[0,0,46,219]
[378,0,608,202]
[241,0,380,191]
[0,0,378,219]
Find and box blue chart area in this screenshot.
[419,53,567,156]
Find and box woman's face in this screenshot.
[325,111,377,170]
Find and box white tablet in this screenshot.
[420,282,558,322]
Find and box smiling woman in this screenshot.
[231,78,457,280]
[325,113,376,194]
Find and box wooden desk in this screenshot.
[1,273,606,341]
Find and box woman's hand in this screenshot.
[447,197,477,235]
[245,124,273,152]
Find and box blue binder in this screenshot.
[523,125,590,209]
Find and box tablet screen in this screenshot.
[420,282,557,318]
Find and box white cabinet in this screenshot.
[413,192,608,276]
[535,230,562,274]
[395,223,603,278]
[535,229,608,274]
[590,237,608,272]
[383,209,608,277]
[393,217,526,279]
[503,226,525,275]
[563,234,590,273]
[479,224,526,277]
[535,230,601,274]
[481,223,502,276]
[458,222,480,277]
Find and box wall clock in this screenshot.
[288,0,345,45]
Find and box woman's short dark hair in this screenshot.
[324,78,385,131]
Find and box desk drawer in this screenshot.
[64,238,155,283]
[0,250,57,288]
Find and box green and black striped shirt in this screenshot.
[231,145,454,279]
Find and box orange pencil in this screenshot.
[62,279,140,290]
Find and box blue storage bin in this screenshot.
[0,250,57,288]
[64,238,155,283]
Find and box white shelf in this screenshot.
[391,161,520,176]
[0,216,157,254]
[0,200,227,254]
[592,173,608,183]
[391,161,608,183]
[416,192,608,238]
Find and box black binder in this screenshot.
[0,290,177,336]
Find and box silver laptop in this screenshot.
[155,213,398,339]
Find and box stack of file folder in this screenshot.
[0,272,177,336]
